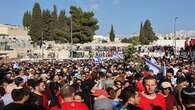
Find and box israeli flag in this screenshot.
[13,63,20,69]
[112,53,123,60]
[94,56,102,64]
[144,58,161,75]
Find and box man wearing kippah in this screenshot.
[181,87,195,110]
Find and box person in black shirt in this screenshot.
[3,88,30,110]
[3,87,45,110]
[119,86,141,110]
[27,80,47,109]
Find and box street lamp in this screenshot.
[174,17,178,55]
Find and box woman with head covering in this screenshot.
[160,81,177,110]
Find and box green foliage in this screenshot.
[186,37,190,40]
[127,44,136,55]
[25,4,99,44]
[51,5,57,21]
[102,40,108,43]
[121,38,129,43]
[121,36,140,45]
[51,5,58,41]
[70,6,99,43]
[29,3,42,45]
[23,11,31,28]
[131,36,140,45]
[109,24,115,42]
[42,9,53,41]
[139,20,158,45]
[0,34,9,36]
[124,44,136,62]
[55,10,69,43]
[58,10,69,32]
[139,23,146,44]
[176,37,180,40]
[124,44,144,70]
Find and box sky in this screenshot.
[0,0,195,36]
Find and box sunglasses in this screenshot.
[162,87,171,90]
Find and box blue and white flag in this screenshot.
[94,56,102,64]
[112,53,123,60]
[13,62,20,69]
[144,58,161,75]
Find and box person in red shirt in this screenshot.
[139,76,166,110]
[50,85,89,110]
[136,80,144,94]
[135,73,144,94]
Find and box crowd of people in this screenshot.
[0,53,195,110]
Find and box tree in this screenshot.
[23,12,28,27]
[123,44,144,70]
[51,5,58,42]
[42,9,53,41]
[25,4,99,44]
[29,3,42,46]
[55,10,69,43]
[143,20,158,42]
[139,20,158,45]
[139,22,147,44]
[124,44,136,62]
[70,6,99,43]
[23,11,31,29]
[70,6,83,43]
[58,10,68,30]
[102,40,108,43]
[186,37,190,40]
[176,37,180,40]
[129,36,140,45]
[80,11,99,43]
[121,36,140,45]
[109,24,115,42]
[144,20,158,44]
[121,38,130,43]
[51,5,57,21]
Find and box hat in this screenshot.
[92,89,108,97]
[161,82,172,89]
[100,68,107,74]
[181,87,195,103]
[74,73,82,79]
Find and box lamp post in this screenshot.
[174,17,178,55]
[41,31,44,60]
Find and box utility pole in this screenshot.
[41,31,44,60]
[70,16,73,60]
[174,17,178,55]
